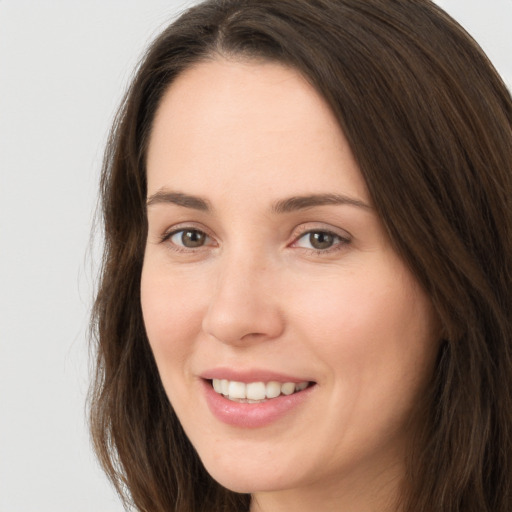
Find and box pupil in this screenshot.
[310,232,334,250]
[182,230,205,248]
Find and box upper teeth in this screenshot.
[212,379,309,401]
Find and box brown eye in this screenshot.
[294,229,349,252]
[170,229,208,248]
[309,231,335,250]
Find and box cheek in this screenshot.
[140,263,207,367]
[290,271,408,351]
[291,263,438,404]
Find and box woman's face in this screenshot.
[142,59,440,508]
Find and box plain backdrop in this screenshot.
[0,1,510,511]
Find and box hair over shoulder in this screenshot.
[89,1,512,511]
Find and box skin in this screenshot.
[141,58,440,512]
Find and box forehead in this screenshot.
[146,58,369,204]
[150,58,325,137]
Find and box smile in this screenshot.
[211,379,310,402]
[203,376,315,427]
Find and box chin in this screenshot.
[200,453,298,494]
[209,473,288,495]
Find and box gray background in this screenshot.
[0,1,510,511]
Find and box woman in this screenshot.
[89,1,512,511]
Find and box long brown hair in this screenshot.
[89,1,512,511]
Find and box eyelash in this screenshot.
[160,227,215,253]
[159,226,351,255]
[291,229,351,255]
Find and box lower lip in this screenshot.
[201,379,315,428]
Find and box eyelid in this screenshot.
[160,221,210,238]
[160,223,217,248]
[290,223,352,242]
[289,224,352,253]
[156,221,351,254]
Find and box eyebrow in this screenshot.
[146,190,371,213]
[271,193,372,213]
[146,190,211,211]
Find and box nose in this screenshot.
[201,254,285,346]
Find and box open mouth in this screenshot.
[209,378,314,403]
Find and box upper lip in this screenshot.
[199,367,314,384]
